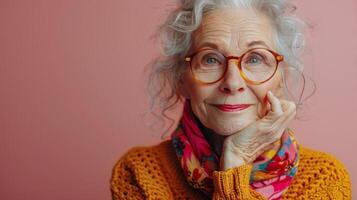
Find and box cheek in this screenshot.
[183,76,215,101]
[249,85,269,103]
[250,73,282,117]
[188,85,216,105]
[249,85,270,118]
[251,70,283,102]
[182,79,218,122]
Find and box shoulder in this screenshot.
[285,145,351,199]
[114,140,173,164]
[298,145,350,179]
[110,140,176,199]
[111,140,174,176]
[114,140,171,168]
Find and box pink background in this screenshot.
[0,0,356,199]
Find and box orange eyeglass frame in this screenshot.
[184,48,284,85]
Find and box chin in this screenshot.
[208,118,255,136]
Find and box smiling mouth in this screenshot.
[212,104,252,112]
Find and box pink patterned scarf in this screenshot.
[171,101,300,199]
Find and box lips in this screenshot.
[213,104,251,112]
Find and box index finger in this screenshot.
[267,91,283,115]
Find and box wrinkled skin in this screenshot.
[179,8,296,170]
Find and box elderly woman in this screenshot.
[111,0,351,199]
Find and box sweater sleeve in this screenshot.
[212,164,266,200]
[110,156,145,200]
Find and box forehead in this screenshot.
[192,8,275,53]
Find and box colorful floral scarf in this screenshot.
[171,101,299,199]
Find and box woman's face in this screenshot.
[180,8,284,136]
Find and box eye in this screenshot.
[196,50,225,69]
[246,54,263,64]
[203,55,220,65]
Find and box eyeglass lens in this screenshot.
[190,49,278,83]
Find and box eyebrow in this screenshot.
[196,40,270,52]
[195,42,219,51]
[246,40,270,48]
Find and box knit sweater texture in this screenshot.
[110,140,351,199]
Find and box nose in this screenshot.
[219,59,247,94]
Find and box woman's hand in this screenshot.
[220,91,297,171]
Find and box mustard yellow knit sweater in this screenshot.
[110,140,351,199]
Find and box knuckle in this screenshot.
[282,101,296,116]
[276,110,284,117]
[290,101,297,111]
[289,105,297,116]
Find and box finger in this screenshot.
[260,101,295,134]
[267,91,283,115]
[269,102,296,134]
[280,99,296,115]
[279,103,297,127]
[267,126,286,141]
[270,102,296,125]
[247,142,276,163]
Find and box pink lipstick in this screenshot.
[213,104,251,112]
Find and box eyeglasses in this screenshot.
[184,48,284,85]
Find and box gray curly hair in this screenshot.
[146,0,315,135]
